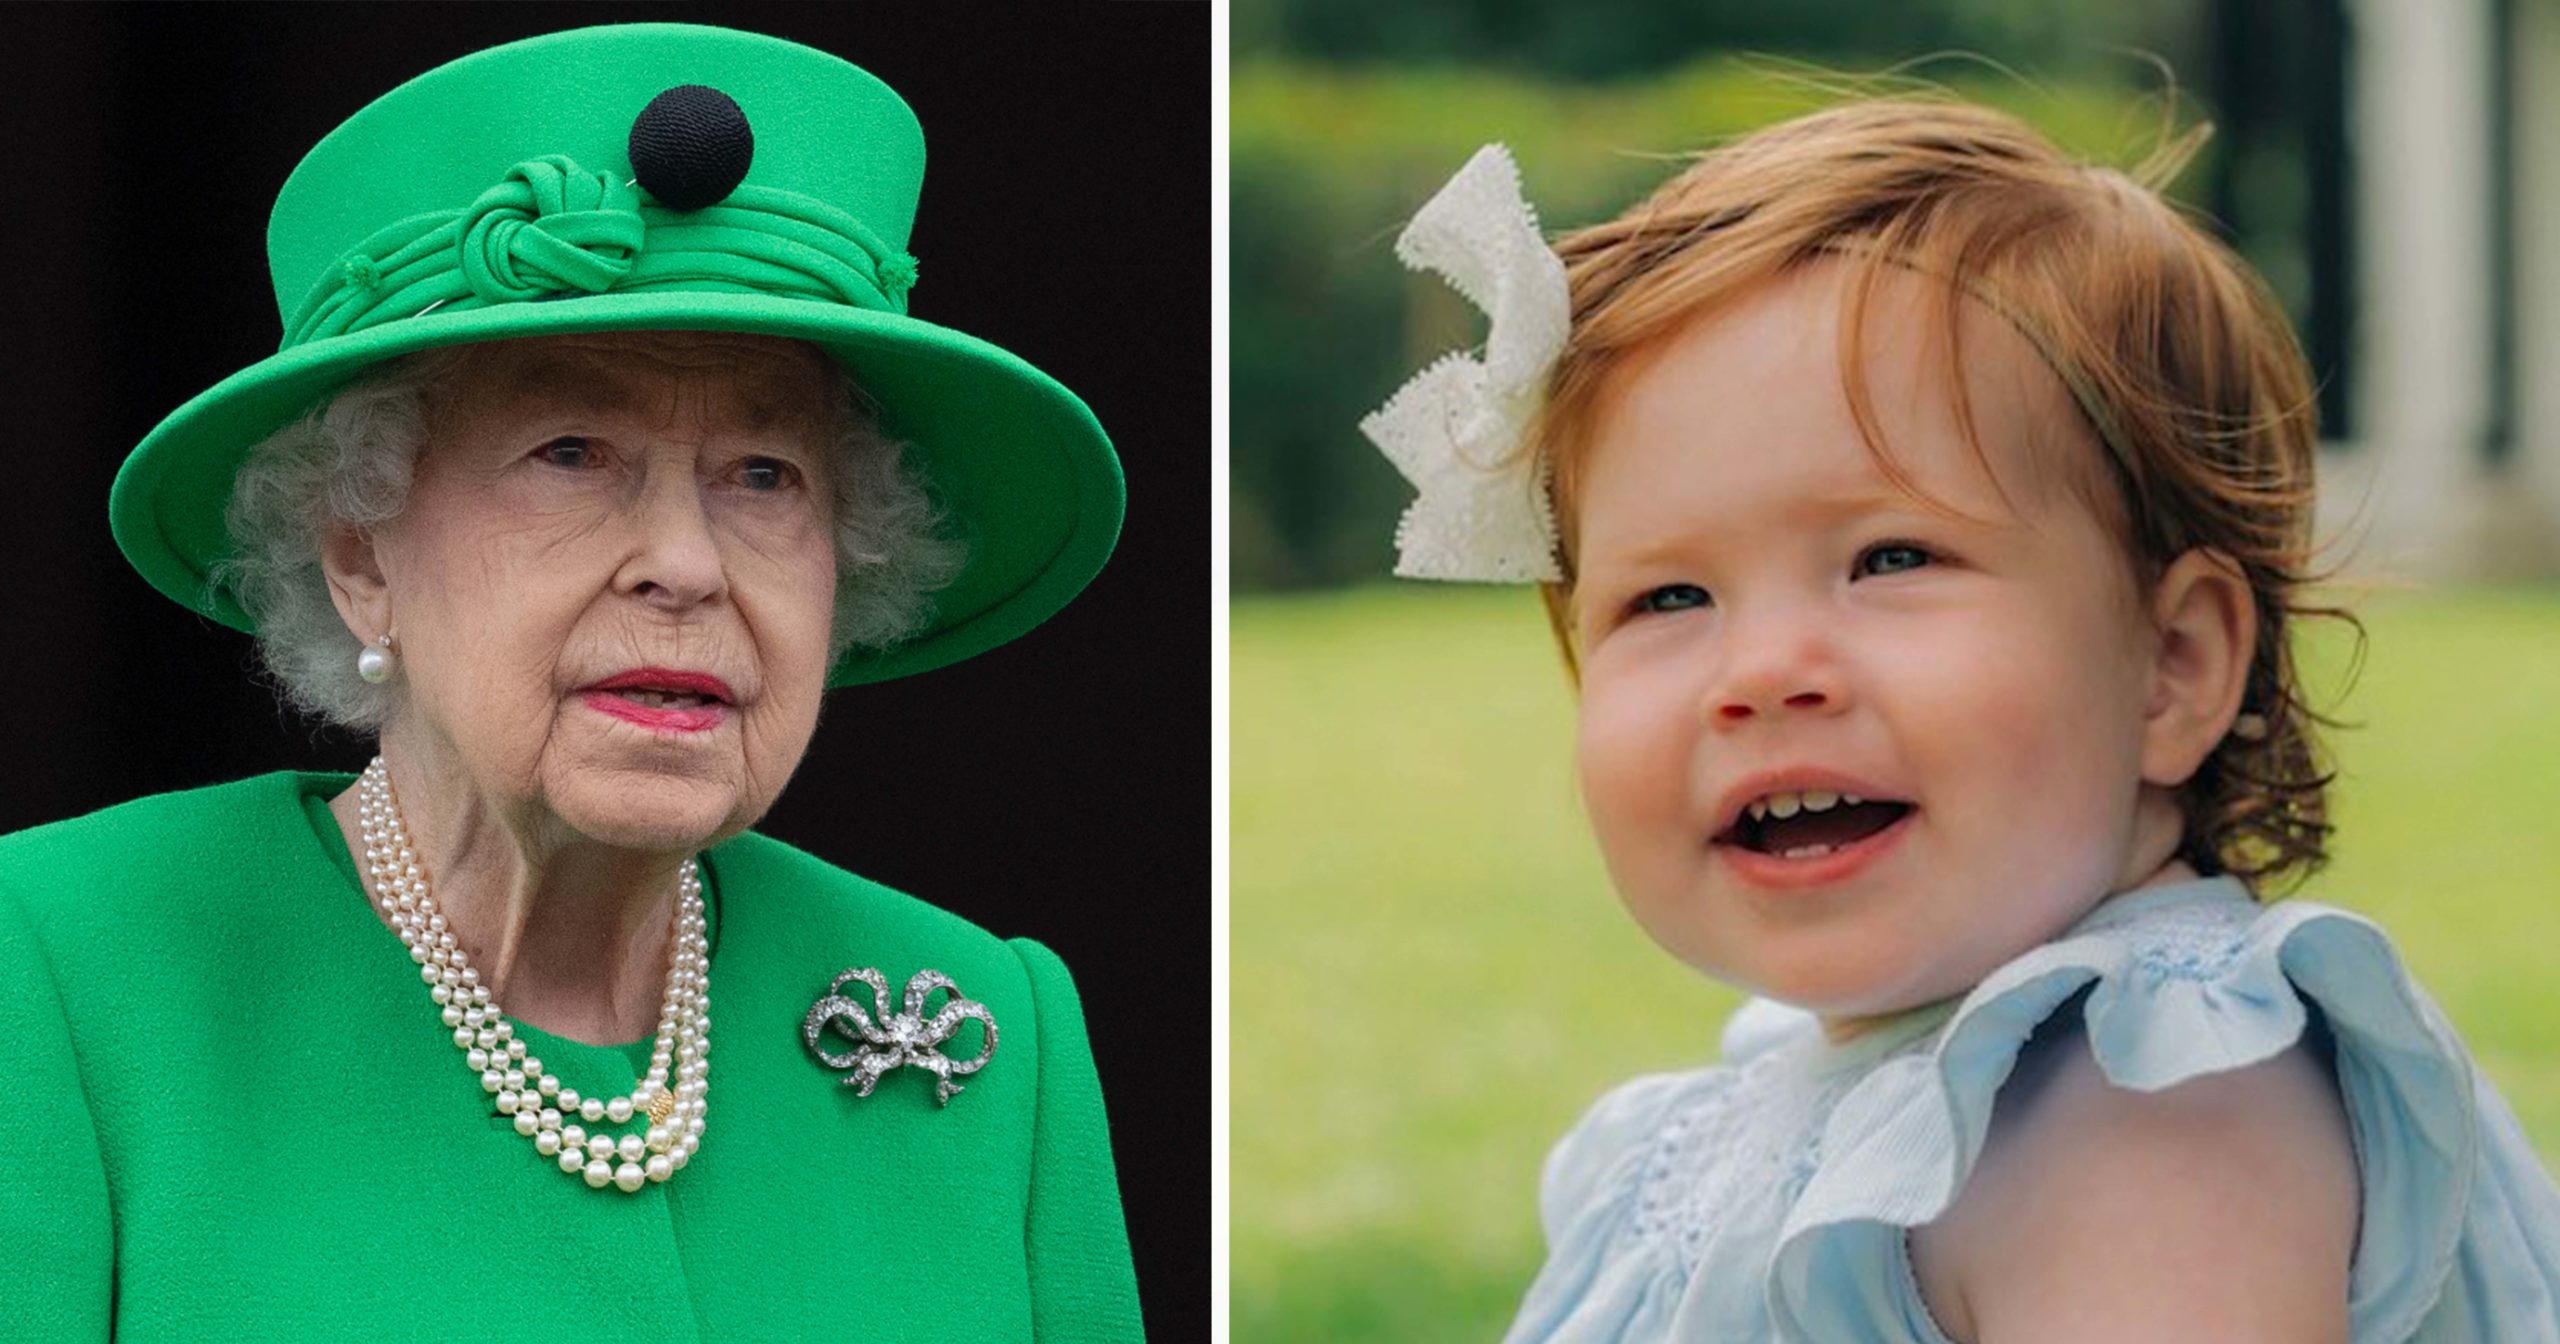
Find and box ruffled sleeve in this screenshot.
[1506,1069,1709,1342]
[1507,1001,1820,1343]
[1767,878,2560,1344]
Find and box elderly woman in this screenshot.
[0,23,1139,1341]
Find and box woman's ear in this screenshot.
[319,523,393,644]
[2140,547,2258,789]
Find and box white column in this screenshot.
[2506,0,2560,572]
[2334,0,2501,578]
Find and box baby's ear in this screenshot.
[2139,547,2256,788]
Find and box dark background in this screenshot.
[0,3,1204,1333]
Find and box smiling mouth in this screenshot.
[1716,799,1915,860]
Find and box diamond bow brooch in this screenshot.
[802,968,998,1106]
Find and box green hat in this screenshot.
[109,22,1122,687]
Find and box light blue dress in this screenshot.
[1505,873,2560,1342]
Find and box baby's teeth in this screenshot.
[1778,842,1839,860]
[1745,788,1867,825]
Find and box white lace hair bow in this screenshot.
[1358,144,1568,583]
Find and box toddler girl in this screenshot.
[1360,99,2560,1341]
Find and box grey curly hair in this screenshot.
[212,343,965,730]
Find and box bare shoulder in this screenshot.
[1907,1003,2361,1344]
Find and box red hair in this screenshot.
[1529,97,2362,893]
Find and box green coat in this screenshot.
[0,771,1142,1341]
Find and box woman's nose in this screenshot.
[616,466,727,609]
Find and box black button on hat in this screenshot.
[628,85,755,211]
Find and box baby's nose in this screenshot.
[1715,689,1830,721]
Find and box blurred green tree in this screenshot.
[1232,59,2181,590]
[1228,0,2355,593]
[1235,0,2194,81]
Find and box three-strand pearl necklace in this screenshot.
[357,756,711,1192]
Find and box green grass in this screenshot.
[1232,581,2560,1343]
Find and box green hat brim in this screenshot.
[109,290,1123,688]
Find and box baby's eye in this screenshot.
[1856,540,1936,577]
[734,457,803,492]
[1631,582,1711,615]
[535,436,597,469]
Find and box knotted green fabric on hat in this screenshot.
[110,22,1123,687]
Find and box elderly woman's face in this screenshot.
[362,331,840,851]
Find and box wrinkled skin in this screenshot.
[322,330,842,1043]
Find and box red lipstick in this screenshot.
[583,669,735,703]
[578,668,736,734]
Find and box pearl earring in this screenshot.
[2229,712,2268,742]
[356,632,396,685]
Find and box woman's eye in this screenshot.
[536,436,596,469]
[1632,583,1711,615]
[1857,540,1936,577]
[736,457,802,492]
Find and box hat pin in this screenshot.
[629,84,756,211]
